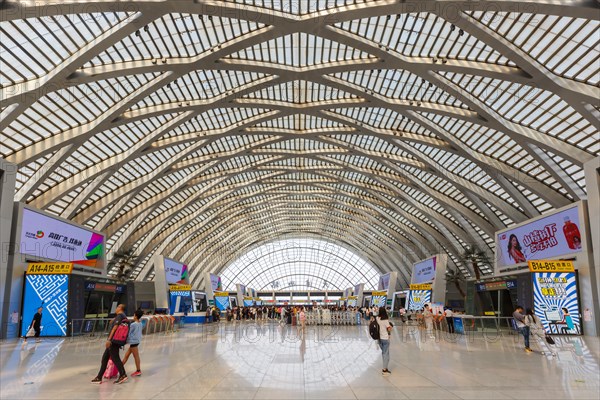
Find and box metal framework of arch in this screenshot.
[219,238,381,291]
[1,1,598,284]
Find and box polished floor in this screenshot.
[1,320,599,400]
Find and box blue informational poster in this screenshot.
[533,272,581,335]
[21,274,69,337]
[454,317,464,334]
[214,296,230,311]
[169,291,192,314]
[407,290,432,311]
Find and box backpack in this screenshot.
[369,318,380,340]
[110,317,130,346]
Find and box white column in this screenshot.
[0,158,17,339]
[584,156,600,336]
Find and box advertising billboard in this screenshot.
[407,290,432,311]
[163,258,189,285]
[378,273,391,291]
[18,208,104,271]
[533,272,581,335]
[496,204,583,273]
[411,256,437,284]
[370,293,387,308]
[21,274,69,337]
[210,274,223,292]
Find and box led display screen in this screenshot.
[210,273,223,292]
[411,257,437,284]
[377,273,391,291]
[164,258,189,285]
[496,206,582,272]
[19,208,104,270]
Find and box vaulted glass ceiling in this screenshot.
[1,1,598,287]
[220,238,380,291]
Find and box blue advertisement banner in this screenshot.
[21,274,69,337]
[533,272,581,335]
[407,290,432,311]
[215,296,230,311]
[169,291,192,314]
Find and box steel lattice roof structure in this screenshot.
[1,1,598,288]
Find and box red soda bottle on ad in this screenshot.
[563,216,581,249]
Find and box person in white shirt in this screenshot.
[423,304,435,339]
[444,308,454,333]
[525,308,554,356]
[376,307,393,376]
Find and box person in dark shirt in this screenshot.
[24,307,43,343]
[91,304,128,384]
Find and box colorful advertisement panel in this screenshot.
[533,272,581,335]
[347,296,358,307]
[411,256,437,284]
[21,274,69,337]
[407,290,432,311]
[371,294,387,308]
[378,273,391,291]
[164,258,189,285]
[19,208,104,270]
[210,274,223,292]
[496,205,582,272]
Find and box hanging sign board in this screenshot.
[528,260,575,273]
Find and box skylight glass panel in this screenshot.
[226,32,376,67]
[86,14,266,65]
[335,13,513,64]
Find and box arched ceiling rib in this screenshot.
[1,1,598,285]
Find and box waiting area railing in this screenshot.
[398,314,520,335]
[70,315,176,337]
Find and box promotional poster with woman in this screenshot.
[496,206,582,269]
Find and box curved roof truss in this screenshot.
[1,1,598,285]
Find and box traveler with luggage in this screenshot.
[91,304,129,384]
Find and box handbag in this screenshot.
[104,358,119,379]
[545,335,555,345]
[25,326,35,338]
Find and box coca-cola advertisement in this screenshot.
[496,205,583,273]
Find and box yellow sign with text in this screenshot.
[214,291,229,297]
[372,291,387,296]
[528,260,574,273]
[169,284,192,291]
[26,262,73,275]
[410,284,432,291]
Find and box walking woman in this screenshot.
[377,307,393,376]
[525,308,554,356]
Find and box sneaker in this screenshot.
[382,369,391,376]
[131,371,142,377]
[525,347,533,353]
[91,377,102,384]
[114,375,128,384]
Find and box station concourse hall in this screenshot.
[1,1,600,400]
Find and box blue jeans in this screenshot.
[518,326,530,348]
[378,339,390,370]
